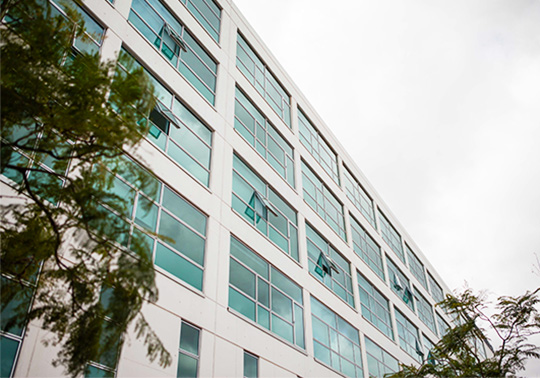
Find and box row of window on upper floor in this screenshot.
[33,0,446,324]
[4,0,447,333]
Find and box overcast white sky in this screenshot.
[233,0,540,374]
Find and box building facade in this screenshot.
[1,0,471,377]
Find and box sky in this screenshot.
[233,0,540,374]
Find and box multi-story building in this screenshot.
[0,0,475,377]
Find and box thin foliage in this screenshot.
[1,0,172,376]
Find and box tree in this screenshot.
[1,0,172,376]
[387,288,540,378]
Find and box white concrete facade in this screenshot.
[3,0,464,377]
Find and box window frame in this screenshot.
[181,0,221,43]
[357,273,393,340]
[302,161,347,241]
[298,109,340,185]
[364,337,399,378]
[236,32,291,127]
[116,47,213,187]
[234,86,295,187]
[306,224,354,307]
[177,321,201,378]
[310,296,363,378]
[378,210,404,262]
[128,0,218,104]
[406,245,428,290]
[395,309,422,362]
[350,215,384,280]
[232,154,299,261]
[228,236,305,349]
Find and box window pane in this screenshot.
[0,336,19,378]
[180,323,200,355]
[177,353,198,378]
[155,243,203,290]
[243,352,258,378]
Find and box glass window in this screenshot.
[395,310,422,362]
[310,297,363,378]
[128,0,218,104]
[236,33,290,127]
[414,288,436,334]
[406,245,427,290]
[306,224,354,307]
[343,166,376,229]
[116,49,213,187]
[234,88,294,187]
[386,256,414,311]
[436,312,450,338]
[364,337,399,378]
[229,236,305,349]
[243,351,258,378]
[357,274,393,339]
[378,210,404,262]
[428,273,444,304]
[85,320,122,377]
[0,275,35,378]
[350,216,384,280]
[422,335,436,364]
[298,110,339,185]
[232,154,298,260]
[49,0,104,56]
[181,0,221,42]
[99,159,207,291]
[302,162,346,241]
[177,322,200,378]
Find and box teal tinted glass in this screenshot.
[357,274,393,339]
[0,277,33,336]
[301,162,346,240]
[182,0,221,42]
[306,224,353,306]
[364,337,399,378]
[428,273,444,303]
[232,155,298,260]
[407,245,427,289]
[117,49,212,186]
[229,236,304,348]
[298,110,339,184]
[234,88,294,187]
[85,365,114,378]
[49,0,104,55]
[155,242,203,290]
[128,0,217,104]
[1,336,19,378]
[350,216,384,280]
[387,256,414,311]
[177,354,198,378]
[236,34,290,127]
[378,210,404,262]
[180,323,200,355]
[415,288,436,334]
[310,297,362,378]
[343,166,376,229]
[229,287,255,321]
[243,352,258,378]
[395,310,421,362]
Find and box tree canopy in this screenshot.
[1,0,171,376]
[388,288,540,378]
